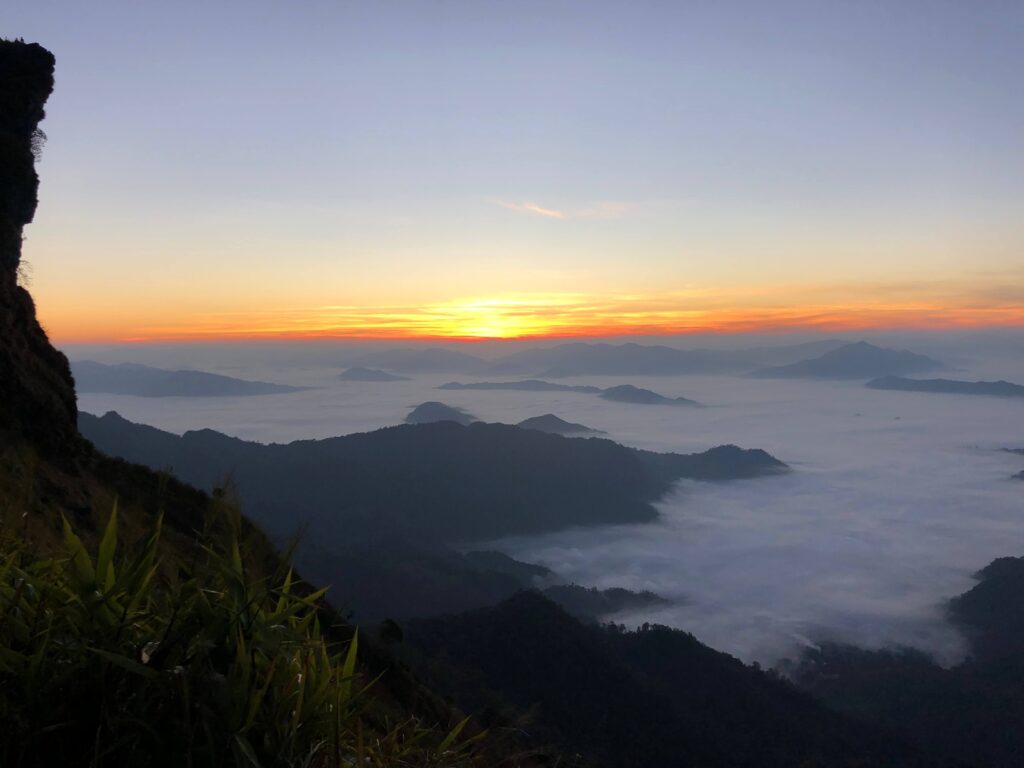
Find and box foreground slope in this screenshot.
[404,592,919,768]
[0,38,512,768]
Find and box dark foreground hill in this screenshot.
[71,359,307,396]
[403,592,918,768]
[79,412,786,543]
[78,412,785,620]
[751,341,942,380]
[867,376,1024,398]
[792,554,1024,768]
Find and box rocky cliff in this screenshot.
[0,40,79,459]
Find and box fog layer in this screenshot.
[75,343,1024,666]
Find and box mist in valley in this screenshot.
[69,336,1024,668]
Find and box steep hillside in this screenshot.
[0,38,513,768]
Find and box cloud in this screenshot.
[75,344,1024,670]
[493,199,641,220]
[495,200,565,219]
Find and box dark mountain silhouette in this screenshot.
[541,584,668,622]
[78,411,784,623]
[462,550,553,583]
[751,341,943,380]
[516,414,602,435]
[339,366,410,382]
[600,384,700,406]
[79,412,787,543]
[485,340,849,377]
[867,376,1024,398]
[403,592,918,767]
[439,379,601,393]
[338,347,486,374]
[1013,471,1024,480]
[792,553,1024,767]
[405,401,476,425]
[71,360,307,397]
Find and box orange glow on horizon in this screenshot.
[40,289,1024,344]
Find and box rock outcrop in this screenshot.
[0,40,79,458]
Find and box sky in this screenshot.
[6,0,1024,342]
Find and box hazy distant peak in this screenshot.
[749,341,942,380]
[71,359,307,397]
[516,414,603,435]
[600,384,700,406]
[338,366,410,382]
[438,379,601,393]
[404,401,477,426]
[866,376,1024,397]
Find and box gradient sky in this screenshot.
[7,0,1024,341]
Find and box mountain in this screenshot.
[792,553,1024,767]
[867,376,1024,397]
[439,379,601,393]
[405,401,477,425]
[750,341,943,380]
[78,411,784,622]
[403,592,917,767]
[485,340,850,377]
[71,359,307,396]
[79,412,787,544]
[516,414,602,435]
[540,584,668,622]
[338,347,487,374]
[338,366,410,382]
[600,384,700,406]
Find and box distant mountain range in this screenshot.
[483,339,849,377]
[338,366,410,382]
[439,379,602,393]
[336,346,487,374]
[330,340,851,377]
[750,342,943,380]
[867,376,1024,397]
[440,379,700,406]
[71,360,307,397]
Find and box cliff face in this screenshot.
[0,40,78,457]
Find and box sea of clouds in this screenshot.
[71,341,1024,667]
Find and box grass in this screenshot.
[0,493,486,768]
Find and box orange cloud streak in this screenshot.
[45,284,1024,343]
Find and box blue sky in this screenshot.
[6,1,1023,340]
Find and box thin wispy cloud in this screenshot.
[495,200,565,219]
[494,199,640,221]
